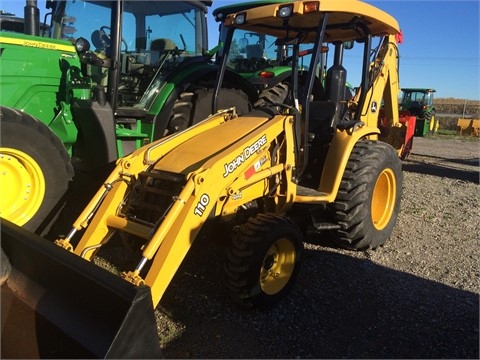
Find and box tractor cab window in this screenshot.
[222,28,313,74]
[120,1,208,107]
[50,0,206,57]
[225,29,276,73]
[49,1,111,46]
[401,90,433,108]
[49,0,208,108]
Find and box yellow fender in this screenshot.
[318,126,380,203]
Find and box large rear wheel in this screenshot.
[0,107,73,232]
[166,87,250,135]
[254,82,291,108]
[224,213,303,309]
[328,140,402,250]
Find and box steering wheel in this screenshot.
[91,26,128,52]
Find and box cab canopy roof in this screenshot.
[401,88,436,93]
[213,0,292,21]
[224,0,400,43]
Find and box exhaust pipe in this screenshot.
[1,218,162,358]
[24,0,40,36]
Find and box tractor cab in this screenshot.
[400,88,436,116]
[400,88,437,136]
[45,0,212,109]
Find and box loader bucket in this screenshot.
[0,218,162,359]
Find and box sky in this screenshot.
[2,0,479,100]
[208,0,480,100]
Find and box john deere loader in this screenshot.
[1,0,416,357]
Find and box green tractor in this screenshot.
[399,88,437,136]
[0,0,258,234]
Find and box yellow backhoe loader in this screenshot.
[1,0,415,357]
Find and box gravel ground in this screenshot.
[4,134,478,358]
[40,134,479,358]
[150,135,479,359]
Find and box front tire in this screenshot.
[328,140,402,250]
[224,214,303,309]
[0,107,73,232]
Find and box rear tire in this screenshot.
[254,82,290,108]
[0,107,73,233]
[224,213,303,309]
[328,140,402,250]
[166,87,250,135]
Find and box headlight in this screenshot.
[235,13,246,25]
[278,5,293,18]
[75,37,90,53]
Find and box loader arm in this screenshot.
[58,109,297,308]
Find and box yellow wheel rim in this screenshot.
[260,238,296,295]
[371,168,396,230]
[0,148,45,226]
[432,115,438,132]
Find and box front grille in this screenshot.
[122,169,186,226]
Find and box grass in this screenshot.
[436,129,456,136]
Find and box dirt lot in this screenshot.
[151,135,479,359]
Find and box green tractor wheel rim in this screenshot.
[0,147,45,226]
[260,238,296,295]
[371,168,396,231]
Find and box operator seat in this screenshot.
[308,101,337,138]
[408,101,422,116]
[246,44,264,59]
[150,38,177,64]
[151,38,177,52]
